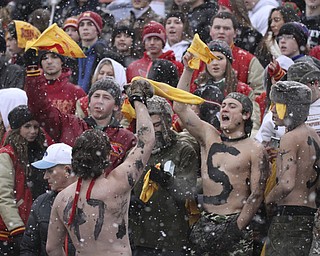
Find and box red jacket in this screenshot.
[0,145,32,240]
[126,50,184,82]
[41,68,87,115]
[25,74,136,175]
[231,45,254,85]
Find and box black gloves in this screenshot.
[149,165,172,187]
[124,79,154,108]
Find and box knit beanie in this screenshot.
[166,11,186,24]
[8,105,34,130]
[88,77,122,106]
[63,17,79,31]
[142,21,166,46]
[0,32,5,53]
[225,92,253,135]
[39,51,65,66]
[78,11,103,35]
[278,22,309,49]
[270,81,311,131]
[218,0,232,11]
[287,62,320,84]
[208,40,233,64]
[225,92,252,115]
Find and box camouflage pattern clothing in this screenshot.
[189,212,253,256]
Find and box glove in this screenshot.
[268,60,285,81]
[124,79,154,108]
[149,165,172,187]
[23,49,39,67]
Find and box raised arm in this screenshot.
[111,79,155,190]
[173,52,219,144]
[237,143,269,230]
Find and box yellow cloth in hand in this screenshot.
[187,33,218,69]
[132,77,205,104]
[25,23,85,58]
[139,169,159,203]
[122,77,205,123]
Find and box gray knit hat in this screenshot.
[88,77,122,106]
[287,62,320,84]
[225,92,253,115]
[270,81,311,131]
[208,40,233,64]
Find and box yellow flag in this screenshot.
[25,23,85,58]
[14,20,41,49]
[139,164,161,203]
[187,33,218,69]
[132,77,205,105]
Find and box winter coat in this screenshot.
[130,131,199,252]
[41,68,86,115]
[232,45,264,95]
[25,73,137,176]
[0,145,33,241]
[126,50,184,82]
[20,191,76,255]
[0,56,24,89]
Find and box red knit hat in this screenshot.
[78,11,103,34]
[63,17,78,31]
[218,0,232,11]
[142,21,166,46]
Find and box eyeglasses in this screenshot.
[277,34,295,41]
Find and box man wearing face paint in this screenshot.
[130,96,198,255]
[172,52,269,255]
[265,81,320,255]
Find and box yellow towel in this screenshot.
[121,77,206,122]
[187,33,218,69]
[14,20,40,49]
[139,165,160,203]
[264,159,277,198]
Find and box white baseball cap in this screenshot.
[32,143,72,170]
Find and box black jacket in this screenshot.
[20,191,75,255]
[0,56,24,89]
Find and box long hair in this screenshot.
[196,58,238,95]
[3,127,46,171]
[229,0,252,28]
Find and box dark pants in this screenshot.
[265,205,316,256]
[133,246,189,256]
[189,212,253,256]
[0,241,17,256]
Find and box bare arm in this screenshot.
[265,135,297,204]
[111,100,155,191]
[173,53,220,144]
[237,144,269,229]
[46,193,66,256]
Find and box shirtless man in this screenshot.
[46,79,155,256]
[265,81,320,255]
[173,52,269,255]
